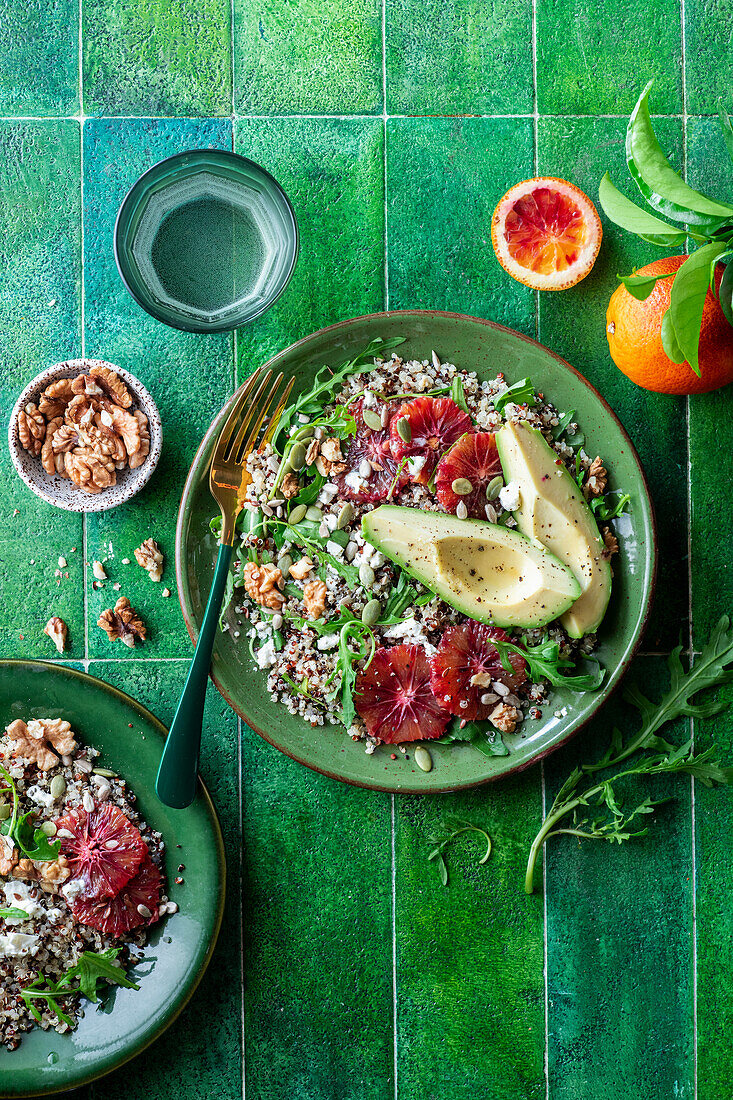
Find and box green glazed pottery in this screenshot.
[175,310,657,793]
[114,149,299,334]
[0,661,225,1098]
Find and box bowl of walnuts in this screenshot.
[8,359,162,512]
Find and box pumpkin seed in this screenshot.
[336,502,354,529]
[288,504,307,525]
[41,821,57,837]
[277,553,293,578]
[414,746,433,772]
[50,775,67,801]
[486,475,504,501]
[288,442,307,472]
[361,599,382,626]
[363,408,383,431]
[93,767,117,778]
[396,417,412,444]
[293,425,315,441]
[359,563,375,588]
[451,477,473,496]
[0,803,11,821]
[305,505,323,522]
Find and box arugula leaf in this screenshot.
[493,635,605,693]
[524,614,733,894]
[492,377,536,415]
[427,817,492,886]
[271,519,361,587]
[626,81,733,228]
[598,173,688,247]
[292,473,326,507]
[449,376,469,414]
[669,243,729,374]
[590,491,631,521]
[275,337,405,444]
[0,764,60,863]
[0,906,30,921]
[20,948,139,1027]
[436,718,510,756]
[332,622,375,728]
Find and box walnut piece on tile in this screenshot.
[134,538,164,582]
[64,448,117,494]
[44,616,68,653]
[6,717,77,771]
[88,362,133,408]
[303,578,328,620]
[98,596,147,648]
[17,403,46,455]
[242,562,285,610]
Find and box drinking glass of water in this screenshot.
[114,149,299,334]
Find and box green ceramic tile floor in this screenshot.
[0,0,732,1094]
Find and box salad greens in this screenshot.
[492,376,536,414]
[524,614,733,893]
[21,948,139,1028]
[0,763,60,863]
[0,906,30,921]
[599,82,733,372]
[427,817,492,886]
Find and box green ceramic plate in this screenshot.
[176,310,657,793]
[0,661,225,1098]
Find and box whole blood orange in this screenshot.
[492,177,602,290]
[606,256,733,395]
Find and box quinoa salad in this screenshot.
[0,716,175,1051]
[216,337,629,759]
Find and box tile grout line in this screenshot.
[390,794,398,1100]
[382,0,389,311]
[78,0,89,674]
[0,113,712,123]
[679,2,699,1089]
[531,4,549,1097]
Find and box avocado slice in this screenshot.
[495,421,612,638]
[362,505,581,629]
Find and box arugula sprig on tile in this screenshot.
[599,82,733,372]
[524,615,733,893]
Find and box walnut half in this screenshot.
[6,718,77,771]
[44,616,68,653]
[98,596,147,648]
[134,538,164,582]
[242,562,285,610]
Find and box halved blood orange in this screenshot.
[492,177,602,291]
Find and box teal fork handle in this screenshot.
[156,543,233,809]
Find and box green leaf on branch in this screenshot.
[616,272,670,301]
[719,261,733,329]
[669,243,728,375]
[718,103,733,169]
[660,309,686,364]
[626,81,733,228]
[598,173,688,246]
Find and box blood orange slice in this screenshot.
[354,644,451,744]
[72,854,163,935]
[430,622,527,720]
[492,177,602,291]
[389,396,473,485]
[434,432,503,518]
[336,401,408,503]
[55,803,148,899]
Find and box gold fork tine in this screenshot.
[234,376,290,466]
[222,370,272,463]
[212,369,262,466]
[259,377,295,452]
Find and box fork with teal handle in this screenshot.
[156,368,294,808]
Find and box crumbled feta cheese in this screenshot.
[255,640,276,669]
[0,932,39,958]
[25,785,56,811]
[316,633,340,651]
[324,513,338,531]
[326,539,344,557]
[370,551,386,569]
[407,455,426,477]
[61,877,85,902]
[344,470,365,493]
[498,481,521,512]
[2,882,43,924]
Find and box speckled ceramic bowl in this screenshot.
[8,359,162,513]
